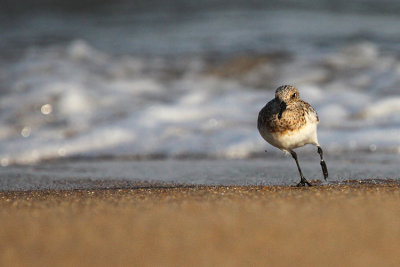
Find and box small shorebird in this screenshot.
[257,85,328,186]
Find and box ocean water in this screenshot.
[1,0,400,167]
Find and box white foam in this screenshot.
[358,97,400,119]
[1,40,400,164]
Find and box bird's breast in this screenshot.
[258,119,319,150]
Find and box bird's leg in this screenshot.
[290,150,312,187]
[317,146,328,180]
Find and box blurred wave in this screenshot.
[1,39,400,164]
[3,1,400,56]
[1,1,400,164]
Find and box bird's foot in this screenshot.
[296,178,312,187]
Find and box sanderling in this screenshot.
[257,85,328,186]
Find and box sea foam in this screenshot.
[1,40,400,164]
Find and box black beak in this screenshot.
[278,101,286,119]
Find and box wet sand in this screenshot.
[1,181,400,266]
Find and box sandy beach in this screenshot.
[1,181,399,267]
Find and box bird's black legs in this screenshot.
[290,150,312,187]
[317,146,328,180]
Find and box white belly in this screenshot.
[260,121,319,151]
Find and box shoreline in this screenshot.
[0,177,399,193]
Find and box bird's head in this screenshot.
[275,85,300,104]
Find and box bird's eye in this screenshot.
[292,93,297,98]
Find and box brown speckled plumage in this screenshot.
[257,85,318,134]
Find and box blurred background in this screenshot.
[1,0,400,165]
